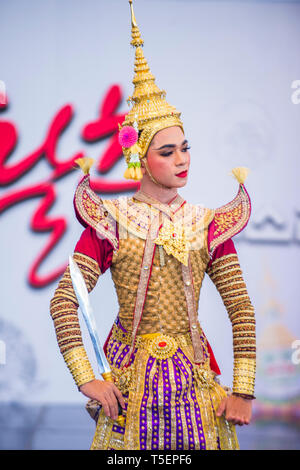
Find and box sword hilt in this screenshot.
[102,371,125,427]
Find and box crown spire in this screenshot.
[124,0,180,130]
[129,0,137,27]
[120,0,184,179]
[129,0,144,48]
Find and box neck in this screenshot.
[138,180,178,204]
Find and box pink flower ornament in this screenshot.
[118,125,138,149]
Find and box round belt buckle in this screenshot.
[146,334,178,359]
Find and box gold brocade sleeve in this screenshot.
[206,251,256,397]
[49,252,101,388]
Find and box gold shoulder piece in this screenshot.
[209,183,251,258]
[73,175,118,250]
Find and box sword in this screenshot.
[68,255,125,426]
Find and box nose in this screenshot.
[175,148,187,166]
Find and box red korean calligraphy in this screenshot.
[0,85,139,288]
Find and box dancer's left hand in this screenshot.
[216,394,252,426]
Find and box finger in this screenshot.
[100,397,111,418]
[240,417,250,425]
[108,391,119,421]
[234,418,244,426]
[113,385,126,409]
[233,418,242,425]
[102,390,116,420]
[225,414,238,425]
[216,398,226,417]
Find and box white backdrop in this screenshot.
[1,0,300,408]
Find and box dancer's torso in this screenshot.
[110,224,210,336]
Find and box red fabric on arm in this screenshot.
[74,226,117,274]
[207,237,237,270]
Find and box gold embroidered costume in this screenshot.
[50,172,256,450]
[49,0,256,450]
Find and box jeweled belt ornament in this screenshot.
[110,324,218,391]
[142,333,178,360]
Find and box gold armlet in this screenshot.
[232,357,256,396]
[63,346,95,389]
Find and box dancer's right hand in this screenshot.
[79,379,125,421]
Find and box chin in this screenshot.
[163,182,184,189]
[155,177,187,189]
[176,179,188,188]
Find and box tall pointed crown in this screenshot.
[121,0,184,176]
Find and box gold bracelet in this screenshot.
[63,346,95,388]
[232,357,256,395]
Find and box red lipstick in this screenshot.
[176,170,188,178]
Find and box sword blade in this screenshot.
[68,255,111,375]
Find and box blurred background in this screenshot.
[0,0,300,450]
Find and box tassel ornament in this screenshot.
[75,157,95,175]
[123,140,143,181]
[230,167,250,185]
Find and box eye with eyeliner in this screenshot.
[160,146,191,157]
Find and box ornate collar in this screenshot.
[101,191,213,242]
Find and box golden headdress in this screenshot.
[120,0,184,181]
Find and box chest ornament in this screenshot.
[154,220,191,266]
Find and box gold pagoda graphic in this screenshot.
[254,263,300,424]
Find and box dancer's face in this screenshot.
[141,126,190,188]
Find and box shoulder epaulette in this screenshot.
[73,175,119,251]
[208,168,252,258]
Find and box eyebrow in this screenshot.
[155,139,188,151]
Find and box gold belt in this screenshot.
[110,323,217,394]
[111,322,194,360]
